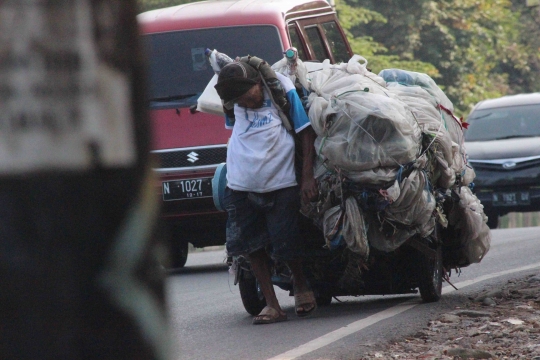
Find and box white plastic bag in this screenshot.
[342,197,369,259]
[448,186,491,264]
[196,74,224,116]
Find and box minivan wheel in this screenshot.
[238,272,266,316]
[485,210,499,229]
[171,240,189,268]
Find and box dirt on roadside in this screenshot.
[360,273,540,360]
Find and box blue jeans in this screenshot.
[223,186,302,262]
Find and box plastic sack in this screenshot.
[196,74,224,116]
[310,91,422,179]
[342,197,369,259]
[384,169,436,234]
[313,139,402,187]
[271,56,310,92]
[447,186,491,264]
[379,69,454,112]
[322,205,344,250]
[301,170,342,228]
[462,164,476,186]
[385,82,458,189]
[367,218,418,253]
[343,166,400,187]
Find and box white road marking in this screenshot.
[268,262,540,360]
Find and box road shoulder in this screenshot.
[361,272,540,359]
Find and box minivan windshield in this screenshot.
[144,26,283,101]
[465,104,540,141]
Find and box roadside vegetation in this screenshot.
[136,0,540,117]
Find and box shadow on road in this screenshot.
[166,263,229,275]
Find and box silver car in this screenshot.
[465,93,540,229]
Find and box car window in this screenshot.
[304,26,329,61]
[143,26,282,101]
[322,21,349,63]
[288,25,307,61]
[465,104,540,141]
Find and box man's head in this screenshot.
[214,62,264,109]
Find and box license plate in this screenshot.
[492,191,530,206]
[162,178,212,201]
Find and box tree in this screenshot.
[505,0,540,95]
[342,0,538,114]
[335,0,439,77]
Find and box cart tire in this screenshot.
[238,273,266,316]
[418,241,443,303]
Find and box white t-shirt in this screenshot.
[225,73,310,193]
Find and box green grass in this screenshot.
[499,212,540,228]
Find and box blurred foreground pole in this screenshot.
[0,1,169,359]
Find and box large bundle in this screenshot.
[274,55,490,267]
[380,69,476,188]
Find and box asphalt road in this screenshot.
[165,227,540,360]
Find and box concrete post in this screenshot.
[0,1,169,359]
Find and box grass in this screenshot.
[499,212,540,228]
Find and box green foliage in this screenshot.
[505,0,540,95]
[336,0,439,77]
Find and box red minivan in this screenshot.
[138,0,352,267]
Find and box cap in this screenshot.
[214,62,260,108]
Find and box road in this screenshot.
[165,227,540,360]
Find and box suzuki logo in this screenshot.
[187,151,199,163]
[502,161,516,169]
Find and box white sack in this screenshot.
[196,74,224,116]
[447,186,491,264]
[342,197,369,259]
[311,91,422,178]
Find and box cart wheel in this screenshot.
[238,272,266,316]
[418,241,443,303]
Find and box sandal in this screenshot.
[252,306,288,325]
[294,290,317,318]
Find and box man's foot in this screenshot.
[252,306,287,325]
[294,290,317,317]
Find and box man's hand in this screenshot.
[301,176,318,204]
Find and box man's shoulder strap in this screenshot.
[238,56,294,132]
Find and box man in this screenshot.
[214,59,318,324]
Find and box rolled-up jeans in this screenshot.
[223,185,302,262]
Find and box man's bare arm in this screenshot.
[299,126,317,204]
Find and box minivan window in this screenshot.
[322,21,349,63]
[305,26,328,61]
[144,26,283,101]
[465,104,540,141]
[288,25,307,61]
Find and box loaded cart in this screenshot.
[203,53,492,315]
